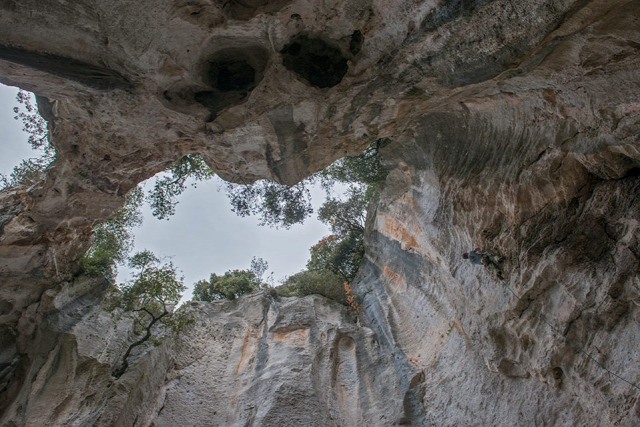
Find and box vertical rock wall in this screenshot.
[0,0,639,425]
[357,1,640,423]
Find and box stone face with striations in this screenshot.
[1,0,640,425]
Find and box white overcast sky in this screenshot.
[0,83,332,300]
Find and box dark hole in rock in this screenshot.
[192,46,269,120]
[0,300,13,316]
[194,91,217,109]
[349,30,364,55]
[625,167,640,177]
[280,35,348,88]
[210,59,256,92]
[552,367,563,380]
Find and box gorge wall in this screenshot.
[1,0,639,425]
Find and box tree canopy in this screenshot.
[193,269,263,301]
[276,269,347,303]
[307,233,364,282]
[272,140,388,302]
[318,186,368,236]
[147,154,215,220]
[225,180,313,228]
[119,250,185,313]
[224,138,388,229]
[111,249,186,377]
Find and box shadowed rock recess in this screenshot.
[0,0,639,425]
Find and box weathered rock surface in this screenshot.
[1,284,415,427]
[1,0,640,425]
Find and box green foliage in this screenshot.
[1,90,55,190]
[119,250,185,313]
[193,269,262,301]
[318,186,369,236]
[111,249,187,377]
[276,269,347,304]
[0,156,53,189]
[304,141,388,282]
[307,233,364,282]
[82,187,144,281]
[227,140,388,300]
[147,154,214,220]
[316,139,389,192]
[224,140,387,229]
[225,180,313,229]
[162,305,196,334]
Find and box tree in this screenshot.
[1,90,55,190]
[13,90,50,151]
[147,154,215,219]
[224,139,388,229]
[112,250,186,377]
[318,186,369,236]
[250,256,269,280]
[82,187,144,281]
[193,269,262,301]
[315,138,389,193]
[307,233,364,282]
[242,141,387,302]
[225,179,313,228]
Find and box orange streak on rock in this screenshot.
[272,328,308,345]
[235,329,257,374]
[383,264,404,290]
[381,216,420,250]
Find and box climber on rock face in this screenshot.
[463,248,504,280]
[463,248,485,265]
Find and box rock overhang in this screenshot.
[0,0,639,425]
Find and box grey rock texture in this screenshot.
[1,287,415,427]
[1,0,640,425]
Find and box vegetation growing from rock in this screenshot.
[110,250,187,377]
[273,141,388,302]
[5,90,386,311]
[225,179,313,228]
[225,139,388,229]
[0,90,55,189]
[276,269,347,302]
[307,233,364,282]
[81,187,144,281]
[193,269,263,301]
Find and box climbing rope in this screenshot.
[498,278,640,392]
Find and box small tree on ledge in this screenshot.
[112,250,186,378]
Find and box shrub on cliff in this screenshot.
[276,269,347,304]
[147,154,215,220]
[193,269,263,301]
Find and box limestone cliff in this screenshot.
[1,280,407,426]
[1,0,639,425]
